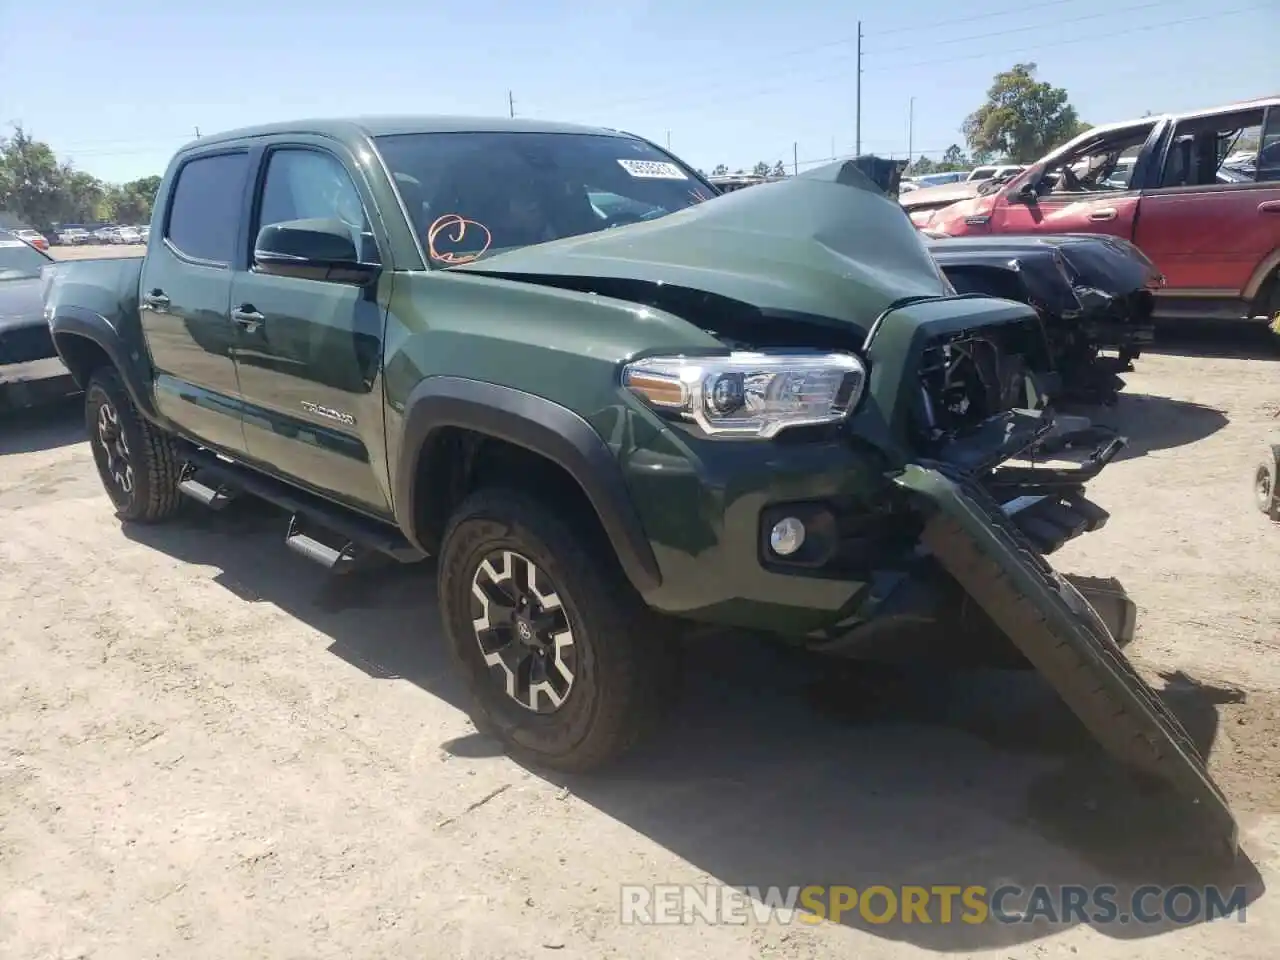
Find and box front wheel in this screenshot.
[85,367,183,523]
[437,488,677,772]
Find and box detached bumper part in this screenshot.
[897,464,1239,859]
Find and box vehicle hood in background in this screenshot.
[925,232,1164,322]
[453,159,951,336]
[898,180,984,212]
[0,277,45,331]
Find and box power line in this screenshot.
[554,0,1108,116]
[578,5,1266,123]
[869,0,1084,37]
[866,5,1269,72]
[867,0,1167,56]
[551,1,1234,119]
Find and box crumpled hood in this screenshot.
[0,277,45,331]
[453,159,951,332]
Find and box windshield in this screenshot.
[0,233,50,280]
[374,131,715,265]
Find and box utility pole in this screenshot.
[508,91,515,118]
[908,96,915,164]
[793,141,798,176]
[855,20,863,158]
[666,130,671,149]
[194,126,201,139]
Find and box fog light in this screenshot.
[769,517,806,556]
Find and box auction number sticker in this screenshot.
[617,158,688,180]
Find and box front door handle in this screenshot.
[1259,200,1280,214]
[1088,207,1118,222]
[142,289,170,310]
[231,305,265,332]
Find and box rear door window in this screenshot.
[165,152,250,264]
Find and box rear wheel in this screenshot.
[85,366,182,523]
[437,488,677,772]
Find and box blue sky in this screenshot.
[2,0,1276,184]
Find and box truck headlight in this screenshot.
[622,351,866,438]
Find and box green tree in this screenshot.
[60,167,107,223]
[0,125,66,232]
[940,144,968,170]
[906,156,937,176]
[712,163,729,175]
[751,160,770,177]
[771,160,787,177]
[961,63,1082,163]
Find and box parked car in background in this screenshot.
[93,226,120,244]
[907,170,967,189]
[965,163,1026,182]
[909,96,1280,328]
[57,227,92,245]
[12,228,50,252]
[115,226,143,245]
[137,224,151,243]
[0,230,76,410]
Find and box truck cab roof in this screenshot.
[179,115,638,153]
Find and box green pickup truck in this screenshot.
[42,116,1235,852]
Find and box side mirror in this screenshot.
[253,217,379,285]
[1012,179,1040,203]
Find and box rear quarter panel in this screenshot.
[45,256,148,378]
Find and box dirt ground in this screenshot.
[47,244,146,261]
[2,321,1279,957]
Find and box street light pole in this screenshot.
[908,97,915,165]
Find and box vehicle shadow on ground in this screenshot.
[1147,322,1280,362]
[1069,392,1228,461]
[0,396,85,455]
[124,502,1265,953]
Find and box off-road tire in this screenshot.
[85,366,182,523]
[1253,443,1279,520]
[438,488,678,773]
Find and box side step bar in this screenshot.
[180,447,427,568]
[285,515,359,573]
[177,471,237,510]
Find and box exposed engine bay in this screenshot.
[909,317,1125,556]
[916,326,1052,443]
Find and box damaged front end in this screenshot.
[924,233,1162,406]
[811,295,1236,857]
[447,159,1235,854]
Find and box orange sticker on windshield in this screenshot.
[427,214,492,264]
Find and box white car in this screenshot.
[964,164,1026,183]
[115,226,142,245]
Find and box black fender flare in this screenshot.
[394,376,662,596]
[49,306,160,421]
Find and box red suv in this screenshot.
[910,97,1280,329]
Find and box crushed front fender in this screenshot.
[895,463,1239,859]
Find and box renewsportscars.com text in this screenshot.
[620,883,1249,926]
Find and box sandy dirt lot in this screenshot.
[1,334,1278,958]
[49,244,146,261]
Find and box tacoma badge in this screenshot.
[300,400,355,426]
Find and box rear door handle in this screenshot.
[142,290,170,309]
[231,305,265,332]
[1259,200,1280,214]
[1088,207,1118,222]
